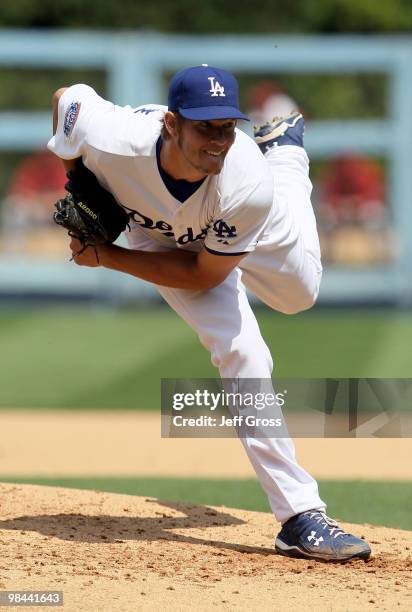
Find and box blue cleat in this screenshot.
[275,510,371,562]
[254,111,305,154]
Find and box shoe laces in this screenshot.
[303,511,349,539]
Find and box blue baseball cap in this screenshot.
[168,65,249,121]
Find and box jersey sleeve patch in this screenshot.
[47,84,104,160]
[63,101,81,137]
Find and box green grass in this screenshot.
[1,306,412,409]
[1,476,411,530]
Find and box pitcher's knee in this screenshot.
[282,285,319,314]
[275,271,321,315]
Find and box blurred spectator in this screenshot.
[315,155,395,265]
[318,155,386,226]
[247,80,299,126]
[0,150,67,257]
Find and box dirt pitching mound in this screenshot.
[0,483,411,612]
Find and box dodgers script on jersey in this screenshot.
[48,84,296,258]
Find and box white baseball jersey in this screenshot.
[48,84,295,258]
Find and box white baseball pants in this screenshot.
[131,146,326,524]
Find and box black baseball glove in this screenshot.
[54,159,130,258]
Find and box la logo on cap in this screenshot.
[167,64,249,121]
[208,76,226,97]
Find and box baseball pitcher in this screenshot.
[48,65,371,562]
